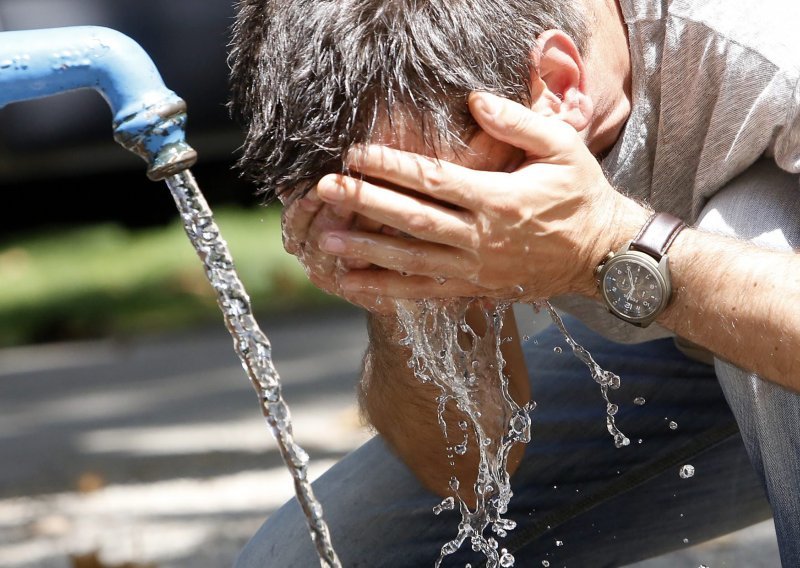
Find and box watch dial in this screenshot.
[603,258,664,320]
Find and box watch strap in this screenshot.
[630,212,686,260]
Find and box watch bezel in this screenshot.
[598,250,672,327]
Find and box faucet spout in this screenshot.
[0,26,197,180]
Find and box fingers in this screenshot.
[281,188,358,300]
[281,192,323,255]
[339,269,487,299]
[468,92,577,157]
[315,174,474,248]
[319,230,478,281]
[344,145,496,208]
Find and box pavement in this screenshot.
[0,305,780,567]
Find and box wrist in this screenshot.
[577,193,651,298]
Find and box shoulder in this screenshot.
[667,0,800,74]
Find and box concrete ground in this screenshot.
[0,305,779,567]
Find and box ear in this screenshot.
[529,30,593,133]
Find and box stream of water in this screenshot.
[396,298,534,568]
[395,299,628,567]
[165,170,341,568]
[542,302,629,448]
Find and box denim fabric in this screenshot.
[236,320,771,567]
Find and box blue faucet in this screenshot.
[0,26,197,180]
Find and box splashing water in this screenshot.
[541,302,630,448]
[395,299,534,567]
[165,170,340,567]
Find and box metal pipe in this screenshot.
[0,26,197,180]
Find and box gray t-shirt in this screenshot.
[555,0,800,343]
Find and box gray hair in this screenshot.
[229,0,587,202]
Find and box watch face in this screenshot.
[601,254,667,322]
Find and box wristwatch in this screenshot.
[595,212,686,327]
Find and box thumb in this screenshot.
[468,91,576,157]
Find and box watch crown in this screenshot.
[594,251,615,282]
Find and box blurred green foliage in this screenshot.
[0,206,339,346]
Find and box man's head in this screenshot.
[229,0,589,202]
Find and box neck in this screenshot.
[581,0,632,156]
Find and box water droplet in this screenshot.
[553,346,563,354]
[454,443,468,455]
[607,403,619,416]
[435,276,448,285]
[449,477,460,492]
[637,438,643,444]
[500,550,515,567]
[683,538,690,544]
[542,562,550,567]
[514,285,525,295]
[433,496,455,515]
[523,335,530,342]
[634,396,646,406]
[669,421,678,430]
[459,420,469,430]
[555,540,564,547]
[679,464,695,479]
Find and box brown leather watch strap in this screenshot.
[630,212,686,260]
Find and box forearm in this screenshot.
[659,228,800,388]
[358,307,530,502]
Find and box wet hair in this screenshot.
[229,0,587,202]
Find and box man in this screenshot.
[231,0,800,565]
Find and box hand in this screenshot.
[280,190,396,313]
[314,92,649,301]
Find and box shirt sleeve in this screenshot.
[773,73,800,181]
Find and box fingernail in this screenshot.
[318,177,346,202]
[321,234,347,253]
[474,92,499,117]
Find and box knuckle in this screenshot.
[406,213,432,234]
[507,109,532,135]
[419,162,446,193]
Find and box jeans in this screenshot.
[237,159,800,567]
[236,319,771,567]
